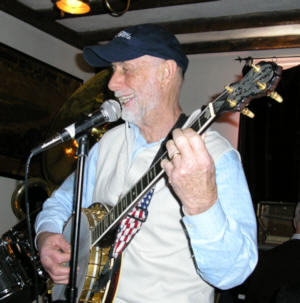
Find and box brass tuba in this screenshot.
[11,178,52,220]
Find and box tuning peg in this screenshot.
[91,127,102,136]
[268,91,283,103]
[251,64,261,73]
[241,108,255,118]
[256,81,267,91]
[225,85,234,93]
[227,99,237,108]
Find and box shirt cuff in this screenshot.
[34,221,63,249]
[182,199,227,241]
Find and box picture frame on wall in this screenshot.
[0,43,83,178]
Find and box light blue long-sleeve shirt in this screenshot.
[35,125,258,291]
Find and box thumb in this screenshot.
[56,234,71,253]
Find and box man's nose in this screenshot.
[108,70,124,92]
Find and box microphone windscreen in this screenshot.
[101,99,121,122]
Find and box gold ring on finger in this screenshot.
[170,151,181,161]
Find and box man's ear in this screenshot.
[159,59,178,86]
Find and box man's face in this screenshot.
[108,55,164,125]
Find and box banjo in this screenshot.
[52,61,282,302]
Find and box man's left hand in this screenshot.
[161,128,217,215]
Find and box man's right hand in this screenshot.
[37,231,71,284]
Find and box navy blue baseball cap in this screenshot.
[83,24,189,73]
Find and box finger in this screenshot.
[174,128,208,162]
[183,129,212,167]
[171,129,194,160]
[161,158,173,174]
[166,140,180,160]
[183,128,205,153]
[50,270,70,284]
[165,140,182,170]
[54,250,71,265]
[52,277,69,285]
[47,260,70,281]
[41,245,71,274]
[55,235,72,253]
[50,262,81,284]
[52,263,70,276]
[170,151,181,164]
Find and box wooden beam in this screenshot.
[183,35,300,54]
[163,10,300,33]
[80,10,300,48]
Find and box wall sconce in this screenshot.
[56,0,90,15]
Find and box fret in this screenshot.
[132,186,137,200]
[105,214,110,225]
[104,215,109,229]
[136,180,142,197]
[96,225,100,241]
[190,117,198,132]
[196,116,202,131]
[154,157,164,174]
[200,114,206,128]
[150,164,159,180]
[201,109,210,123]
[99,221,103,236]
[148,168,153,181]
[92,224,98,243]
[141,174,148,189]
[110,211,115,222]
[122,196,127,210]
[113,205,118,219]
[189,105,216,135]
[117,200,122,215]
[95,224,99,240]
[121,192,128,210]
[212,94,228,114]
[92,229,95,243]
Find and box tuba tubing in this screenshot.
[11,178,52,220]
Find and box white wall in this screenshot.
[0,11,94,82]
[1,11,300,234]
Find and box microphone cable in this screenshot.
[24,151,40,303]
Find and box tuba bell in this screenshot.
[11,178,52,220]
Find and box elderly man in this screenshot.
[35,24,257,303]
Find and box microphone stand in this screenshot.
[67,134,89,303]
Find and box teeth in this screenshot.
[118,93,135,104]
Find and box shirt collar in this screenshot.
[129,123,164,162]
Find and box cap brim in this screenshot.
[83,39,145,68]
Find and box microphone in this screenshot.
[31,99,121,155]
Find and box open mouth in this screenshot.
[118,93,136,106]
